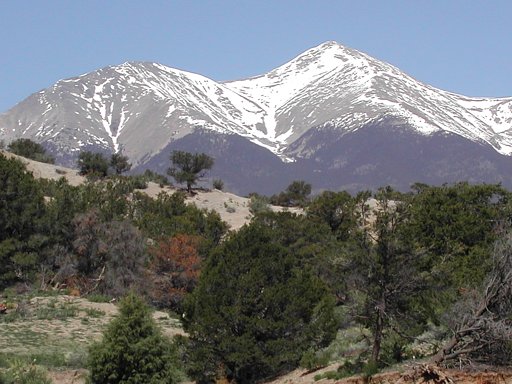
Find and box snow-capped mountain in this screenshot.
[228,41,512,156]
[0,62,272,165]
[1,41,512,194]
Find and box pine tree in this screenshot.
[8,138,55,164]
[77,151,109,178]
[167,151,214,193]
[110,153,131,175]
[0,154,46,287]
[183,220,336,383]
[87,293,179,384]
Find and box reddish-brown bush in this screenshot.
[148,234,203,311]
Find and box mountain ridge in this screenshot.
[1,41,512,193]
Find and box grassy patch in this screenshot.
[30,352,67,367]
[0,358,52,384]
[86,293,111,303]
[83,307,105,318]
[0,291,184,372]
[34,300,78,320]
[0,349,88,370]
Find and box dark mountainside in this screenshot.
[135,124,512,195]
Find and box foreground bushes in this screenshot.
[88,293,180,384]
[0,359,51,384]
[183,218,337,383]
[3,152,512,377]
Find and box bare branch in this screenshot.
[433,231,512,366]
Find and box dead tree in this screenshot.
[433,231,512,366]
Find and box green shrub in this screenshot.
[312,358,369,382]
[0,359,51,384]
[300,350,329,371]
[212,179,224,190]
[0,311,24,324]
[110,153,131,175]
[128,175,148,190]
[77,151,109,178]
[362,360,379,378]
[336,360,361,379]
[0,353,10,368]
[87,293,180,383]
[83,308,105,318]
[0,155,46,289]
[223,202,236,213]
[29,352,66,368]
[7,138,54,164]
[34,301,78,320]
[270,180,312,207]
[248,194,271,215]
[142,170,170,187]
[184,221,337,383]
[86,294,111,303]
[64,350,88,369]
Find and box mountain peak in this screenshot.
[2,41,512,195]
[277,40,374,81]
[303,40,365,59]
[312,40,349,51]
[313,40,343,50]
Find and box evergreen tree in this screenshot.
[253,211,346,305]
[0,154,46,287]
[40,178,85,247]
[408,182,510,291]
[433,230,512,366]
[270,180,312,207]
[167,151,214,193]
[88,293,179,384]
[7,138,54,164]
[284,180,312,206]
[183,220,337,383]
[110,153,131,175]
[307,190,358,241]
[349,187,430,365]
[77,151,109,178]
[130,191,227,244]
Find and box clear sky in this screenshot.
[1,0,511,112]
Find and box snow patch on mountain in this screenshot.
[1,40,512,165]
[223,41,512,156]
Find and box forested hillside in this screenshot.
[1,150,512,383]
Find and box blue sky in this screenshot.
[1,0,511,112]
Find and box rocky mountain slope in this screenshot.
[1,41,512,194]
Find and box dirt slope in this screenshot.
[266,364,512,384]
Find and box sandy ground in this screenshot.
[141,182,256,230]
[1,150,86,186]
[142,182,302,230]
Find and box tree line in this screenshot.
[1,145,512,383]
[4,138,215,192]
